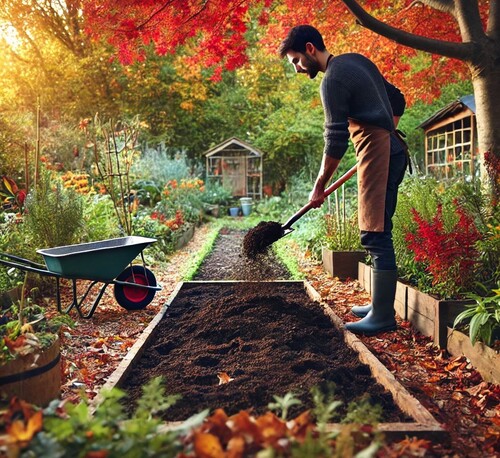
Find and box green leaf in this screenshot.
[169,409,210,433]
[469,313,483,345]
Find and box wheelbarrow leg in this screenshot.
[74,281,110,319]
[55,278,110,319]
[55,277,78,314]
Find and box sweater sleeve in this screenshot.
[320,76,351,159]
[384,80,406,117]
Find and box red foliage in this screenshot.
[405,200,482,297]
[82,0,486,104]
[83,0,266,80]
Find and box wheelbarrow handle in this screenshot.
[282,163,358,231]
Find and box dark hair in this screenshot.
[278,25,326,58]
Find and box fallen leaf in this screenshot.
[6,410,43,443]
[194,432,225,458]
[422,360,438,371]
[218,372,234,385]
[227,411,262,445]
[445,356,467,372]
[226,435,246,458]
[255,412,287,443]
[202,409,232,444]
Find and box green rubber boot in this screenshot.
[351,303,371,318]
[345,269,397,335]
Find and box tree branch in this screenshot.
[341,0,474,62]
[487,0,500,38]
[453,0,485,42]
[415,0,455,15]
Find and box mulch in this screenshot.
[51,224,499,457]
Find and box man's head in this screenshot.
[278,25,327,79]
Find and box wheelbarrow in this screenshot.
[0,236,161,319]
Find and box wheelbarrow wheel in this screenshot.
[114,265,157,310]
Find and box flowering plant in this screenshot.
[160,178,205,224]
[1,176,26,214]
[405,199,482,299]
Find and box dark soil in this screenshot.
[119,228,409,422]
[242,221,284,258]
[194,227,290,281]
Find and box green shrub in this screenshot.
[131,179,162,207]
[0,217,26,291]
[132,210,175,258]
[24,170,84,250]
[131,149,196,189]
[453,288,500,347]
[200,181,232,206]
[154,178,205,225]
[393,175,498,298]
[26,377,187,457]
[322,211,362,252]
[81,194,122,242]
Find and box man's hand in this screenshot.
[309,183,326,208]
[309,154,341,208]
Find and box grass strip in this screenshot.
[273,237,306,280]
[181,221,223,281]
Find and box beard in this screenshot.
[303,54,321,79]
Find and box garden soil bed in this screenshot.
[116,229,415,424]
[54,225,499,456]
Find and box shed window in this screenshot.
[425,116,477,179]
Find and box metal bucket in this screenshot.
[240,197,252,216]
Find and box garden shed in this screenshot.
[204,137,263,199]
[418,95,480,180]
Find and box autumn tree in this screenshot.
[83,0,499,200]
[340,0,499,201]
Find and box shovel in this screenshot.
[282,163,358,236]
[243,164,358,258]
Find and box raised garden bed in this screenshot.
[99,280,443,440]
[447,327,500,384]
[322,247,365,280]
[358,262,471,348]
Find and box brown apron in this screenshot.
[348,118,391,232]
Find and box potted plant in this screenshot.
[0,273,71,406]
[321,209,365,280]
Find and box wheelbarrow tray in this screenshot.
[37,236,157,282]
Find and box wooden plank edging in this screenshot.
[90,281,184,412]
[95,280,445,440]
[303,281,443,435]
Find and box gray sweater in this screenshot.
[320,53,406,159]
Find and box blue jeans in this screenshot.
[360,150,407,270]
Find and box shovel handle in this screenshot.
[282,164,358,230]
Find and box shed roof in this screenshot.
[203,137,264,158]
[418,95,475,130]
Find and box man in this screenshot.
[278,25,408,336]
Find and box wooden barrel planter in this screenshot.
[0,336,61,406]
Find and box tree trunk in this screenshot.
[470,66,500,201]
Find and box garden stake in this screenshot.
[243,164,358,258]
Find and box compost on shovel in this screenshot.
[242,221,284,258]
[243,165,359,259]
